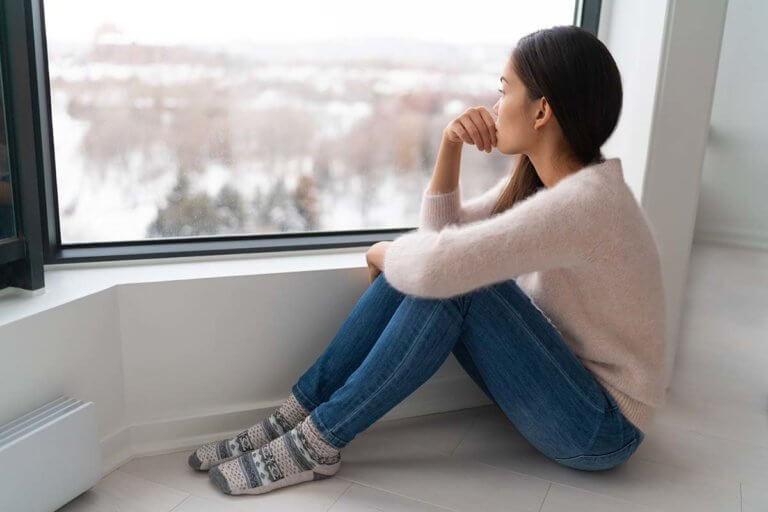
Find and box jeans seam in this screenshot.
[585,408,608,455]
[323,300,442,438]
[488,286,604,414]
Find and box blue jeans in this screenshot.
[292,273,644,471]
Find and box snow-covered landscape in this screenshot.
[43,0,573,243]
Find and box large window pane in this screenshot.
[44,0,575,243]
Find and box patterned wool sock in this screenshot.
[208,414,342,495]
[188,391,311,471]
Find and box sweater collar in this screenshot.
[589,157,623,178]
[548,157,623,189]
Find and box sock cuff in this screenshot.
[299,416,341,465]
[279,392,311,425]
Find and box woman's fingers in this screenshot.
[445,106,498,153]
[458,116,485,151]
[478,108,497,148]
[454,123,474,145]
[467,109,491,152]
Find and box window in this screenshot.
[0,0,47,291]
[1,0,601,290]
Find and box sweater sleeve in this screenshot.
[384,178,608,298]
[418,173,510,232]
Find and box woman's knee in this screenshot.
[552,433,643,471]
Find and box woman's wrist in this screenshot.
[441,129,463,148]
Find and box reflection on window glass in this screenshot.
[44,0,574,243]
[0,70,16,240]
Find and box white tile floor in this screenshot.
[57,241,768,511]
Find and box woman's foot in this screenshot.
[208,414,342,495]
[188,391,310,471]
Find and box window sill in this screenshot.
[0,246,367,328]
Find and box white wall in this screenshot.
[694,0,768,250]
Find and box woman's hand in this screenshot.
[443,106,498,153]
[365,241,392,284]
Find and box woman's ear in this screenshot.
[533,96,553,131]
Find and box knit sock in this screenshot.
[188,391,311,471]
[208,414,342,495]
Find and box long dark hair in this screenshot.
[490,25,622,216]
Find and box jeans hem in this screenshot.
[309,409,349,449]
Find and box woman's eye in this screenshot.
[497,88,503,95]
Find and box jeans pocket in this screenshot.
[553,433,641,472]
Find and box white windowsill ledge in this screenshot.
[0,246,368,328]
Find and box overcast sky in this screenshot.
[43,0,575,46]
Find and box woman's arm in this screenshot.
[419,107,500,231]
[417,133,462,231]
[426,131,463,194]
[385,178,609,298]
[418,174,509,231]
[457,173,510,223]
[419,143,511,231]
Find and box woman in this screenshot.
[189,24,667,496]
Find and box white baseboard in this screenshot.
[99,373,493,477]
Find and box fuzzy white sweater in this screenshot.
[382,157,667,433]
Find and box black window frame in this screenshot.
[0,0,601,291]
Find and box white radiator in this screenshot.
[0,396,101,512]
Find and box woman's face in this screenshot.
[492,59,539,155]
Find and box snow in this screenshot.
[45,34,530,242]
